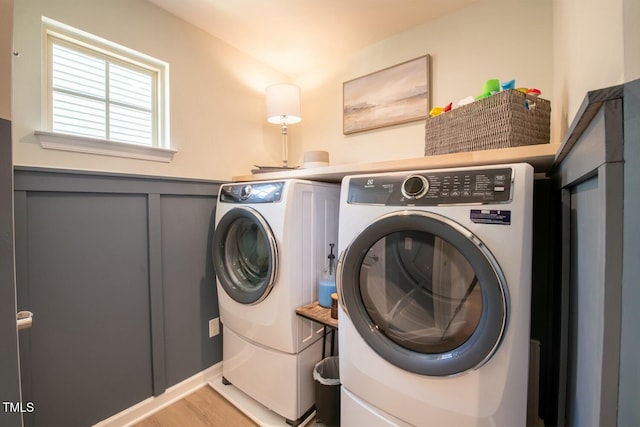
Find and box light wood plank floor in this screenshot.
[134,386,258,427]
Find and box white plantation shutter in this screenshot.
[109,63,154,145]
[49,37,158,147]
[51,44,106,138]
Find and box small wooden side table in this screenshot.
[295,301,337,357]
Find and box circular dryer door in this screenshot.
[213,206,278,304]
[337,210,508,376]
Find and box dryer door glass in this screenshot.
[362,232,482,355]
[339,211,507,376]
[213,207,278,304]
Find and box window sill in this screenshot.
[34,131,177,163]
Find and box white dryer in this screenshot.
[337,163,534,426]
[212,179,339,424]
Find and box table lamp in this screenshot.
[266,83,302,168]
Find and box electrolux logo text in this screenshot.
[2,401,35,413]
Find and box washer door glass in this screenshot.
[338,211,507,376]
[213,206,278,304]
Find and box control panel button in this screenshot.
[240,185,252,200]
[401,175,429,199]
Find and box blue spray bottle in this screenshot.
[318,243,336,308]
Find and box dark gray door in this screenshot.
[1,119,23,427]
[1,3,22,425]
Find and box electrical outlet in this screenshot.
[209,317,220,338]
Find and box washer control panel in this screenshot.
[347,168,513,206]
[219,181,285,203]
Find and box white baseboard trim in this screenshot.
[93,363,222,427]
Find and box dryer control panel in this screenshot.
[347,168,513,206]
[219,181,284,203]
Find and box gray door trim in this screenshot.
[337,210,508,376]
[0,118,22,426]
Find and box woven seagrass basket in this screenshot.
[424,89,551,156]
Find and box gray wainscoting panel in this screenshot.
[147,193,166,396]
[18,192,153,426]
[160,195,220,387]
[13,167,222,426]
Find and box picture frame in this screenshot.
[343,55,430,135]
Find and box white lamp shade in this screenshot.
[266,83,302,125]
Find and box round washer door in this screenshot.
[212,206,278,304]
[337,210,508,376]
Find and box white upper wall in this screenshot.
[623,0,640,83]
[12,0,557,179]
[12,0,288,181]
[552,0,632,139]
[12,0,637,180]
[296,0,639,168]
[295,0,555,167]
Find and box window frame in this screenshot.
[38,18,175,162]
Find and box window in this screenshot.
[51,40,155,145]
[37,18,174,162]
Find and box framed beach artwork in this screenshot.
[343,55,430,134]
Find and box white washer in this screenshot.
[337,163,534,426]
[212,179,339,424]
